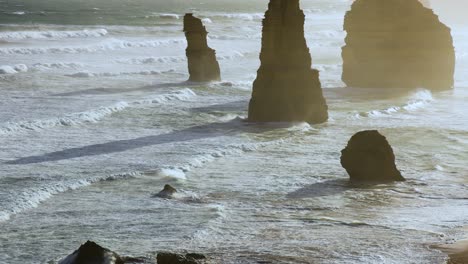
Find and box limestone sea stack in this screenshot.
[248,0,328,124]
[341,130,405,182]
[183,14,221,82]
[58,241,124,264]
[342,0,455,90]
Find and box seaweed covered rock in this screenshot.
[341,130,405,182]
[157,252,207,264]
[183,14,221,82]
[153,184,177,199]
[58,241,124,264]
[342,0,455,90]
[248,0,328,124]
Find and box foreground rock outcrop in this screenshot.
[183,14,221,82]
[58,241,124,264]
[341,130,405,182]
[342,0,455,90]
[433,239,468,264]
[157,252,207,264]
[248,0,328,124]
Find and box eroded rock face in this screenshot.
[58,241,124,264]
[341,130,405,182]
[184,14,221,82]
[248,0,328,124]
[342,0,455,90]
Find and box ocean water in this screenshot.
[0,0,467,263]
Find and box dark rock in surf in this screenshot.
[157,252,207,264]
[58,241,124,264]
[341,130,405,182]
[153,184,177,199]
[248,0,328,124]
[183,14,221,82]
[342,0,455,90]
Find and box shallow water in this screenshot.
[0,0,467,263]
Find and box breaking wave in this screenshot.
[0,29,108,40]
[352,89,434,119]
[0,172,137,222]
[0,64,28,74]
[116,56,186,65]
[0,89,197,136]
[65,69,176,78]
[0,38,186,55]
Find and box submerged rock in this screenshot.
[342,0,455,90]
[341,130,405,182]
[58,241,124,264]
[157,252,206,264]
[183,13,221,82]
[248,0,328,124]
[153,184,177,199]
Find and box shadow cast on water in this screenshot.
[287,179,398,199]
[53,81,200,96]
[190,100,248,113]
[6,119,297,165]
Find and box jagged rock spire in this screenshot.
[183,14,221,82]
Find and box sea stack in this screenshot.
[341,130,405,182]
[58,241,124,264]
[248,0,328,124]
[342,0,455,90]
[183,14,221,82]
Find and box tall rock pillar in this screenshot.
[248,0,328,124]
[184,14,221,82]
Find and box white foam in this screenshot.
[157,168,187,180]
[0,29,108,40]
[66,69,175,78]
[353,89,434,119]
[217,80,252,90]
[158,13,180,20]
[10,11,26,15]
[0,38,186,55]
[202,18,213,24]
[211,13,264,21]
[116,56,186,65]
[0,64,28,74]
[217,51,250,60]
[0,101,128,135]
[402,89,434,111]
[133,88,197,105]
[32,62,85,71]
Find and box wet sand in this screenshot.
[435,239,468,264]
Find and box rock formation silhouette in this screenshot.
[58,241,124,264]
[248,0,328,124]
[342,0,455,90]
[341,130,405,182]
[183,14,221,82]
